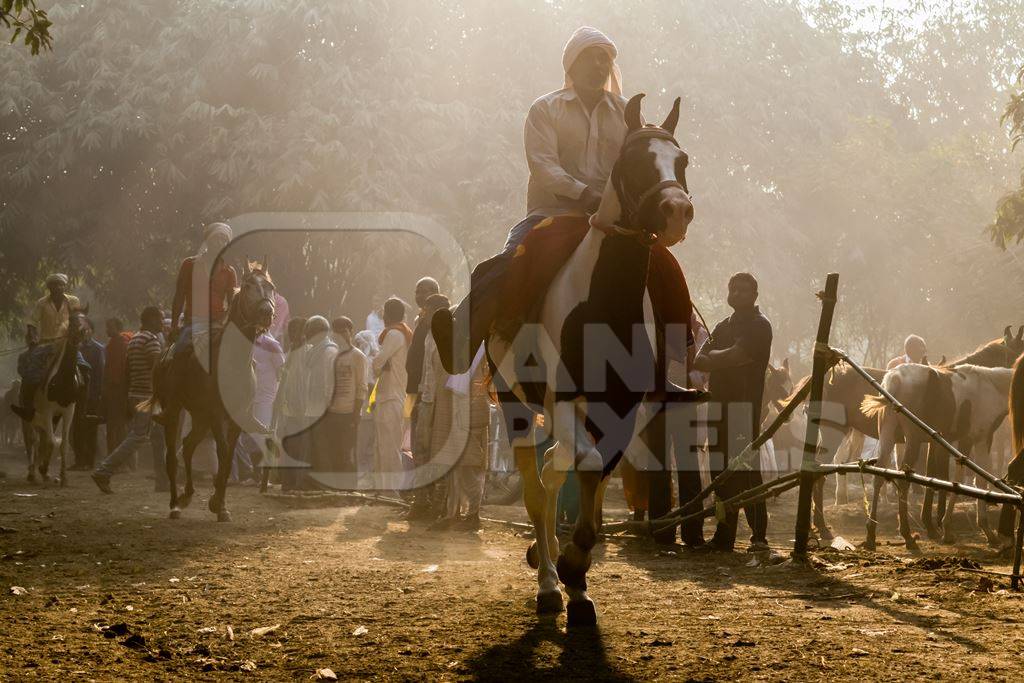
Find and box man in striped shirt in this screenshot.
[92,307,168,493]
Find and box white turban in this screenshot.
[203,222,233,243]
[45,273,69,287]
[562,26,622,96]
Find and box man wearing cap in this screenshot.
[12,273,83,421]
[432,26,628,374]
[170,222,237,363]
[29,273,81,344]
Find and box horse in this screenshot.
[147,264,275,521]
[759,359,796,483]
[487,93,697,626]
[861,363,1016,551]
[783,362,888,538]
[1,381,23,449]
[1007,354,1024,480]
[25,311,88,486]
[917,325,1024,534]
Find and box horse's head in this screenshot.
[67,309,89,346]
[597,93,694,247]
[764,358,793,406]
[235,260,276,332]
[1004,325,1024,363]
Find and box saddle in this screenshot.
[497,214,695,356]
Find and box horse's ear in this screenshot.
[624,93,645,131]
[781,357,789,371]
[262,254,269,276]
[661,96,680,135]
[921,355,929,366]
[1005,325,1013,342]
[939,355,947,366]
[1017,325,1023,341]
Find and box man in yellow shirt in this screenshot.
[28,273,81,344]
[13,273,83,421]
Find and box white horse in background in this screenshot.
[862,363,1015,551]
[26,310,88,486]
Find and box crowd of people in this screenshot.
[8,255,495,531]
[6,25,807,552]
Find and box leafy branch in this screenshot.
[1,0,52,54]
[990,64,1024,248]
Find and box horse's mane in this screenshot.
[947,337,1004,367]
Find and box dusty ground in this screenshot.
[3,448,1024,682]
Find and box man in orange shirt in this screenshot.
[170,222,237,363]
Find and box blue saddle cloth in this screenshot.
[17,344,89,385]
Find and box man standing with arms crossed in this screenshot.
[693,273,773,554]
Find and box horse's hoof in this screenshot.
[566,598,598,628]
[906,541,923,556]
[942,533,956,545]
[27,473,36,483]
[526,542,540,570]
[861,538,877,552]
[536,590,564,615]
[925,526,941,541]
[217,510,232,523]
[208,495,223,515]
[556,542,591,588]
[169,508,181,520]
[816,527,835,542]
[59,476,67,488]
[178,492,192,509]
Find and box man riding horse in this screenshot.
[12,273,86,423]
[432,26,630,374]
[430,26,702,625]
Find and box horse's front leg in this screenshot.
[558,467,602,628]
[517,443,564,615]
[208,420,236,522]
[164,410,182,518]
[941,461,963,545]
[58,410,73,487]
[178,419,208,512]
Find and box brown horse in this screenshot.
[1007,354,1024,481]
[148,265,275,521]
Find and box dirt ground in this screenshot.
[3,448,1024,682]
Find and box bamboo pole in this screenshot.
[1013,509,1024,591]
[602,471,801,537]
[793,273,840,558]
[832,349,1016,495]
[661,374,816,526]
[822,462,1021,506]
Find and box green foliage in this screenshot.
[990,64,1024,248]
[1,0,1023,366]
[1,0,52,54]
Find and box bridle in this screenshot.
[233,271,275,334]
[606,126,690,244]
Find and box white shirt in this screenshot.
[525,88,628,216]
[373,329,408,405]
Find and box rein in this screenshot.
[608,127,689,243]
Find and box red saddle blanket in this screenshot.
[498,214,693,349]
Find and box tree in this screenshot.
[991,64,1024,248]
[1,0,52,54]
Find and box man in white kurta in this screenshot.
[373,298,411,492]
[432,26,628,375]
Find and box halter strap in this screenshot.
[609,127,688,239]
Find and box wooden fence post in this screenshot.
[792,273,840,558]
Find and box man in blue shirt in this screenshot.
[70,318,105,470]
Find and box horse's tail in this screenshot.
[860,371,898,421]
[859,394,888,420]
